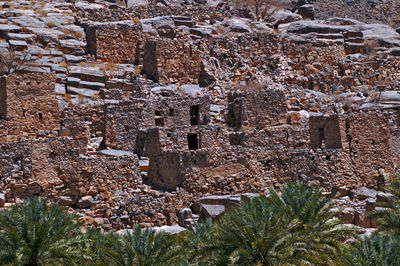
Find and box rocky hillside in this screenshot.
[0,0,399,233]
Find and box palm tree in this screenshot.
[346,233,400,266]
[99,225,183,266]
[174,218,213,265]
[201,183,356,265]
[369,177,400,235]
[268,182,357,264]
[201,195,308,265]
[0,197,88,265]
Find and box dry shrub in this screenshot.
[73,31,83,39]
[36,9,48,17]
[0,50,31,75]
[233,0,288,21]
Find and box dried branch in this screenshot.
[233,0,288,21]
[0,49,31,76]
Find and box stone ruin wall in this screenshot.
[86,22,145,64]
[0,137,140,229]
[104,95,211,152]
[198,33,282,83]
[104,99,154,150]
[282,41,400,93]
[0,73,59,141]
[143,34,202,84]
[227,88,288,129]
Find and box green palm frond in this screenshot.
[0,197,88,266]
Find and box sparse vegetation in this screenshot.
[232,0,287,21]
[0,50,31,76]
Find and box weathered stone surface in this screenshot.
[350,187,378,200]
[298,4,315,20]
[78,195,94,208]
[58,196,75,206]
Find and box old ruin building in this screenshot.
[2,0,400,230]
[0,72,59,141]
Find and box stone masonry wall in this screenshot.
[143,33,202,84]
[86,21,145,64]
[227,87,288,129]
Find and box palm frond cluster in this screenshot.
[1,181,400,265]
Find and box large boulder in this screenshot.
[140,16,176,38]
[298,4,315,20]
[272,10,302,27]
[349,187,377,200]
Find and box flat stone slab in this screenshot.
[79,80,105,90]
[152,224,187,235]
[59,39,86,50]
[8,39,27,49]
[99,149,134,157]
[151,84,177,94]
[67,86,98,98]
[10,16,45,28]
[7,33,35,42]
[180,84,202,96]
[200,204,225,219]
[55,83,66,94]
[0,24,22,34]
[64,54,84,63]
[67,77,80,87]
[69,67,105,83]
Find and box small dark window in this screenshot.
[155,118,164,127]
[167,133,171,137]
[124,125,129,131]
[318,127,325,148]
[190,105,200,125]
[169,108,175,116]
[22,109,26,117]
[187,133,199,150]
[38,113,43,120]
[155,110,163,116]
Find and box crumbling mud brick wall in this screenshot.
[147,149,209,190]
[240,122,310,150]
[227,87,288,129]
[86,21,144,64]
[150,95,210,128]
[281,41,400,93]
[0,72,59,139]
[105,99,154,150]
[309,114,342,150]
[0,137,140,217]
[60,104,107,152]
[143,34,202,84]
[339,110,395,188]
[199,33,281,82]
[145,125,229,153]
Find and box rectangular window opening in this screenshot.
[187,133,199,150]
[190,105,200,125]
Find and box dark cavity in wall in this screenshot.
[190,105,200,125]
[187,133,199,150]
